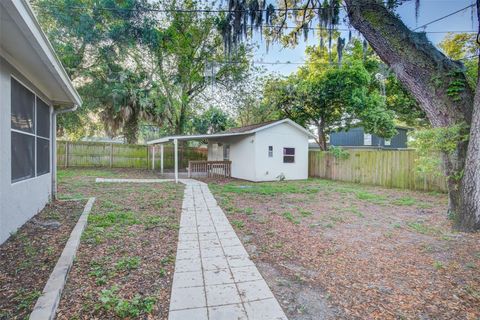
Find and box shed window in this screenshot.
[283,148,295,163]
[363,133,372,146]
[268,146,273,157]
[11,78,51,183]
[223,144,230,160]
[384,139,391,146]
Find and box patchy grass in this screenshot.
[55,168,184,320]
[209,177,479,320]
[0,200,86,319]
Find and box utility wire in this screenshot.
[413,3,476,30]
[32,3,477,34]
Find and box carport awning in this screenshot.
[146,132,249,145]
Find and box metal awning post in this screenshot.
[174,139,178,183]
[160,144,164,174]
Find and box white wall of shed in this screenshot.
[207,135,256,181]
[254,122,309,181]
[0,57,53,244]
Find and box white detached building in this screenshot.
[0,0,81,244]
[148,119,313,182]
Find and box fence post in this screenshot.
[65,141,69,168]
[152,145,155,170]
[109,143,113,168]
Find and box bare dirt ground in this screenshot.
[0,200,86,319]
[54,168,184,319]
[208,178,480,320]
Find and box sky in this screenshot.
[250,0,478,75]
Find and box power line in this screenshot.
[413,3,476,31]
[32,3,477,35]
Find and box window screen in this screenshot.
[283,148,295,163]
[36,97,50,138]
[10,77,51,183]
[11,131,35,182]
[11,78,35,133]
[37,138,50,175]
[223,145,230,160]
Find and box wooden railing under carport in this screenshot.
[188,160,232,178]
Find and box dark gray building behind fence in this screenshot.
[328,126,409,149]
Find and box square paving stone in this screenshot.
[169,307,208,320]
[179,226,197,234]
[237,280,275,302]
[172,270,204,288]
[175,258,202,273]
[221,237,244,248]
[177,241,199,251]
[169,286,206,310]
[200,239,222,249]
[201,246,224,258]
[198,226,216,233]
[202,256,229,271]
[198,232,219,241]
[217,231,237,239]
[208,304,248,320]
[205,283,242,306]
[224,245,248,258]
[243,298,287,320]
[227,256,255,268]
[231,266,263,283]
[179,233,197,242]
[204,268,234,286]
[176,249,200,261]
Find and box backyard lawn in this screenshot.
[209,179,480,320]
[55,168,184,319]
[2,168,478,319]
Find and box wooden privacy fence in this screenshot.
[57,141,207,169]
[308,149,447,192]
[188,161,232,178]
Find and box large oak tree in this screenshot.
[221,0,480,230]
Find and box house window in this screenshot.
[11,78,51,183]
[268,146,273,157]
[223,144,230,160]
[363,133,372,146]
[384,139,391,146]
[283,148,295,163]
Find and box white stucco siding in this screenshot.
[207,135,255,181]
[0,57,53,244]
[253,122,309,181]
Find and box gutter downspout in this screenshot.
[51,104,78,200]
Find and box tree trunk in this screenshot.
[316,121,327,151]
[459,75,480,230]
[123,115,139,144]
[344,0,479,230]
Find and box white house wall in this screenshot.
[254,122,309,181]
[0,57,53,244]
[207,135,256,181]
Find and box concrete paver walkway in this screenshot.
[169,180,287,320]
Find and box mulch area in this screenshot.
[0,200,86,319]
[209,179,480,320]
[54,168,184,319]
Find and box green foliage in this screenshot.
[189,106,236,134]
[439,33,479,88]
[98,286,156,318]
[115,257,141,271]
[328,146,350,160]
[282,211,300,224]
[263,41,397,150]
[411,124,470,176]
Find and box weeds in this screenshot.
[282,211,300,224]
[115,256,141,271]
[98,286,156,318]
